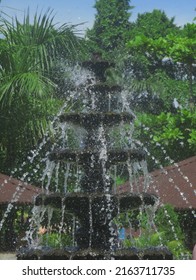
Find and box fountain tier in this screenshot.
[49,148,145,164]
[59,112,134,128]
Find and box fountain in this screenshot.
[16,55,172,260]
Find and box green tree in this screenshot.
[135,109,196,169]
[125,22,196,169]
[0,10,82,172]
[124,9,179,87]
[86,0,134,58]
[130,9,179,40]
[127,10,179,78]
[127,23,196,109]
[165,23,196,107]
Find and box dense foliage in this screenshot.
[86,0,133,58]
[136,109,196,169]
[0,10,83,172]
[127,21,196,169]
[130,9,179,39]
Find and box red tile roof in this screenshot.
[0,173,42,205]
[118,156,196,209]
[0,156,195,209]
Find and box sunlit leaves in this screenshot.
[188,129,196,146]
[137,109,196,166]
[127,23,196,109]
[0,10,82,171]
[86,0,133,56]
[130,10,178,40]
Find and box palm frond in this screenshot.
[0,71,55,106]
[0,8,83,170]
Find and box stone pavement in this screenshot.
[0,253,16,260]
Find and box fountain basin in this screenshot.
[17,246,172,260]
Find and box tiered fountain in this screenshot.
[17,55,172,260]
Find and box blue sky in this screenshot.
[1,0,195,34]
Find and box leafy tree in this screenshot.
[165,23,196,107]
[124,9,179,84]
[126,21,195,166]
[86,0,134,58]
[127,23,196,109]
[0,10,82,172]
[135,109,196,168]
[130,9,179,40]
[128,71,191,113]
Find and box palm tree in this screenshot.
[0,9,83,172]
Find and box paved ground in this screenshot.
[0,253,16,260]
